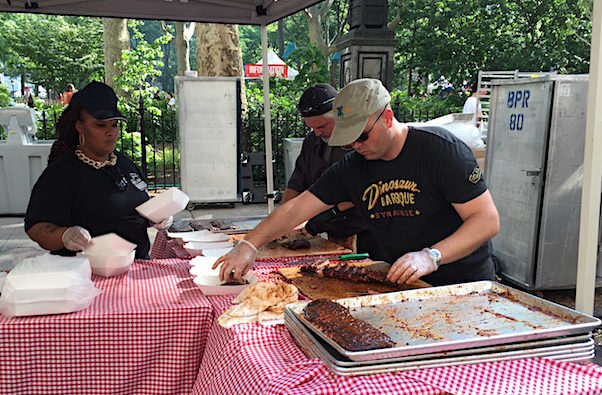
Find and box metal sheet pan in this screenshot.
[286,314,595,376]
[285,281,601,362]
[284,309,593,367]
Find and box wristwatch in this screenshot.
[422,248,442,270]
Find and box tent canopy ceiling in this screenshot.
[0,0,321,24]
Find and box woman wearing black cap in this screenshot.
[24,81,170,259]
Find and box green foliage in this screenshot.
[115,21,172,102]
[0,83,11,107]
[0,14,104,95]
[390,90,463,120]
[34,101,64,140]
[391,0,592,92]
[291,45,330,86]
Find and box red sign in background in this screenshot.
[244,64,288,78]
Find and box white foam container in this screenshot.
[135,187,190,223]
[0,254,100,317]
[1,299,95,317]
[193,271,257,295]
[84,250,136,277]
[184,240,234,257]
[84,233,136,256]
[201,247,234,258]
[169,230,230,243]
[189,255,220,268]
[83,233,137,277]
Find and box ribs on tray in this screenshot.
[301,259,398,287]
[302,299,395,351]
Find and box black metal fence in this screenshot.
[18,94,443,192]
[31,97,179,191]
[245,95,446,187]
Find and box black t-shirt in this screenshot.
[25,152,151,258]
[309,126,493,284]
[287,132,349,193]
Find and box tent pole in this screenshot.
[575,0,602,315]
[261,20,275,214]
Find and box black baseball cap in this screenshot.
[70,81,126,121]
[298,83,338,117]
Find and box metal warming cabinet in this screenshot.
[485,75,602,289]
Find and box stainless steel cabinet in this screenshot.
[485,75,601,289]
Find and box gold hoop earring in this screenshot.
[78,133,85,148]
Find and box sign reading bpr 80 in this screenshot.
[507,89,530,132]
[507,90,530,108]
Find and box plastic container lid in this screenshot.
[135,187,190,223]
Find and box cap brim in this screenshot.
[327,117,369,146]
[91,110,127,122]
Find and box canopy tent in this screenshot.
[0,0,321,215]
[0,0,600,315]
[0,0,320,25]
[256,48,299,80]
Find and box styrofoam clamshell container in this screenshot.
[184,240,234,257]
[83,233,137,277]
[135,187,190,223]
[85,250,136,277]
[193,272,257,296]
[201,247,234,258]
[0,254,100,317]
[189,256,220,267]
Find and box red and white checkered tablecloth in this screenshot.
[0,258,213,395]
[150,229,192,259]
[193,262,602,395]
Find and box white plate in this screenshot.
[135,187,189,223]
[201,247,234,258]
[192,272,257,295]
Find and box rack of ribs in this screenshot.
[300,260,397,286]
[302,299,395,351]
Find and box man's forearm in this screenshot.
[432,212,499,265]
[245,191,329,248]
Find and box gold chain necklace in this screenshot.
[75,149,117,169]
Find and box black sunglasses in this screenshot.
[103,166,128,191]
[299,97,335,117]
[343,107,387,148]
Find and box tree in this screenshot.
[0,13,103,96]
[103,18,130,91]
[175,22,195,76]
[195,23,248,115]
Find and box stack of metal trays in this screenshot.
[284,281,600,376]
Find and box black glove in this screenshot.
[305,206,367,238]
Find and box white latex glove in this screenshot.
[62,226,92,251]
[386,250,438,285]
[212,239,258,283]
[152,216,173,230]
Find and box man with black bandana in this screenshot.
[215,79,499,286]
[286,84,382,256]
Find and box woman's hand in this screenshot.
[152,216,173,230]
[61,226,92,251]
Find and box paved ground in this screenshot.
[1,202,601,365]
